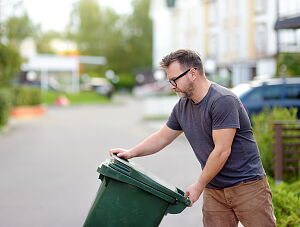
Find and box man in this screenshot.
[110,49,276,226]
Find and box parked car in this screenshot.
[82,78,114,98]
[231,77,300,118]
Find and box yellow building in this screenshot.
[201,0,278,86]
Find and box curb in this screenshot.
[10,106,46,118]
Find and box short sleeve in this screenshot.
[211,96,240,130]
[166,102,182,131]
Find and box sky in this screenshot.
[19,0,133,31]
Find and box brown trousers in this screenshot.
[202,176,276,227]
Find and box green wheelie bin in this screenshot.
[83,155,191,227]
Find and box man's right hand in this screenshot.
[109,148,135,159]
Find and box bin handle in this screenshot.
[110,155,131,175]
[112,154,129,162]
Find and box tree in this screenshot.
[124,0,152,71]
[68,0,105,56]
[35,30,62,54]
[101,0,153,74]
[4,13,36,47]
[0,43,22,86]
[68,0,152,76]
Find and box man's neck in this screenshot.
[191,79,212,104]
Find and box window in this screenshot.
[263,85,281,100]
[246,87,263,102]
[222,0,229,20]
[209,34,218,57]
[286,84,300,99]
[233,28,241,54]
[255,23,268,55]
[233,0,240,17]
[166,0,176,8]
[255,0,267,14]
[280,30,297,46]
[208,1,218,25]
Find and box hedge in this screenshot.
[0,86,42,129]
[12,86,42,106]
[0,88,12,128]
[270,179,300,226]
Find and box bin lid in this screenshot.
[114,155,177,191]
[98,155,191,213]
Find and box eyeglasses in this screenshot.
[169,68,197,87]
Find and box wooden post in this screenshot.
[274,123,283,183]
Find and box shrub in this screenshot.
[0,88,12,128]
[252,108,298,177]
[12,86,42,106]
[270,179,300,226]
[277,53,300,77]
[113,73,136,91]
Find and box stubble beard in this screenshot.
[175,85,194,99]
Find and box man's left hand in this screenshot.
[184,182,204,207]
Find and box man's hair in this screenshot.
[160,49,204,75]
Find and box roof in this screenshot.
[275,15,300,30]
[22,55,79,71]
[22,54,106,72]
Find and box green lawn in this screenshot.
[42,90,111,105]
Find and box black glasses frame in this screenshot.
[169,68,197,87]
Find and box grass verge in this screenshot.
[42,90,111,105]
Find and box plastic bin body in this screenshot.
[84,177,169,227]
[83,156,190,227]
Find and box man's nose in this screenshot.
[170,83,176,89]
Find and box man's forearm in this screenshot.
[184,148,231,205]
[129,131,170,157]
[127,125,182,158]
[129,124,183,157]
[184,128,235,205]
[197,148,231,188]
[110,125,181,159]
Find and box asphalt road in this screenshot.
[0,96,203,227]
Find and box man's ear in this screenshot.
[190,70,197,81]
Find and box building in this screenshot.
[150,0,203,69]
[150,0,300,86]
[202,0,278,86]
[275,0,300,54]
[20,54,106,93]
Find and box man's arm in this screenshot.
[185,128,236,206]
[109,124,182,159]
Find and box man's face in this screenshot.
[166,61,194,98]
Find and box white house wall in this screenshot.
[150,0,173,67]
[256,58,277,78]
[150,0,202,68]
[254,0,277,57]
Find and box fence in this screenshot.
[274,120,300,183]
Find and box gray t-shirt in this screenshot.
[167,83,265,189]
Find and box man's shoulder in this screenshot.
[210,83,238,102]
[211,83,235,96]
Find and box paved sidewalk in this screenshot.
[0,97,203,227]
